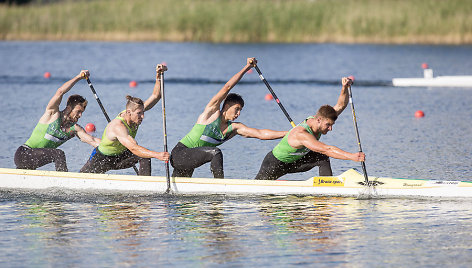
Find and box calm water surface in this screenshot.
[0,42,472,267]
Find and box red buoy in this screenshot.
[415,110,425,118]
[421,63,429,69]
[43,72,51,79]
[264,93,274,101]
[129,80,138,88]
[85,123,96,133]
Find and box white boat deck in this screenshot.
[1,168,471,198]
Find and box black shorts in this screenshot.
[254,150,331,180]
[170,142,224,178]
[80,147,151,176]
[14,144,68,172]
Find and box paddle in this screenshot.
[158,66,171,194]
[346,76,369,185]
[254,65,296,128]
[85,76,140,175]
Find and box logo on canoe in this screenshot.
[425,180,459,186]
[314,177,345,187]
[403,183,423,187]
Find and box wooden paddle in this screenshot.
[158,66,171,194]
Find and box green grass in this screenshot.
[1,0,471,44]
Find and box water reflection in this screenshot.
[22,201,83,245]
[153,195,355,265]
[161,197,242,264]
[15,195,358,266]
[259,196,335,234]
[4,192,472,267]
[14,197,155,267]
[97,202,152,266]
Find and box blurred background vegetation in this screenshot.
[1,0,471,44]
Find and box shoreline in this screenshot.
[3,33,472,45]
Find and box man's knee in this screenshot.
[207,147,222,157]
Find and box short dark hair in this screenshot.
[125,95,144,111]
[66,94,87,108]
[222,93,244,109]
[316,105,338,121]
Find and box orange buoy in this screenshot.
[129,80,138,88]
[415,110,425,118]
[43,72,51,79]
[85,123,96,133]
[264,93,274,101]
[422,63,429,69]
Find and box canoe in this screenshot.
[0,167,471,198]
[392,76,472,87]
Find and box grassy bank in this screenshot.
[1,0,471,44]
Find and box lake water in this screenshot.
[1,41,472,267]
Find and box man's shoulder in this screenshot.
[107,118,127,133]
[110,117,123,124]
[197,110,220,125]
[230,121,243,127]
[290,125,313,137]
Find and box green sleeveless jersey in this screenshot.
[24,116,76,149]
[98,113,138,156]
[272,116,321,163]
[180,116,233,148]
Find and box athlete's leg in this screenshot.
[15,145,68,172]
[318,158,332,176]
[111,150,151,176]
[287,151,332,176]
[170,142,224,178]
[172,167,194,178]
[80,149,112,174]
[254,151,290,180]
[170,143,195,177]
[137,158,151,176]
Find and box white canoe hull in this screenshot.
[392,76,472,87]
[1,168,471,198]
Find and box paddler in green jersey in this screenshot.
[255,77,365,180]
[80,64,170,176]
[14,70,101,172]
[170,58,287,178]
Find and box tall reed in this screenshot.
[1,0,471,44]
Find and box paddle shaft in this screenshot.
[254,65,296,128]
[85,77,140,175]
[347,85,369,184]
[86,77,111,122]
[160,73,171,193]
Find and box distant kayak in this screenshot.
[393,75,472,87]
[393,65,472,87]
